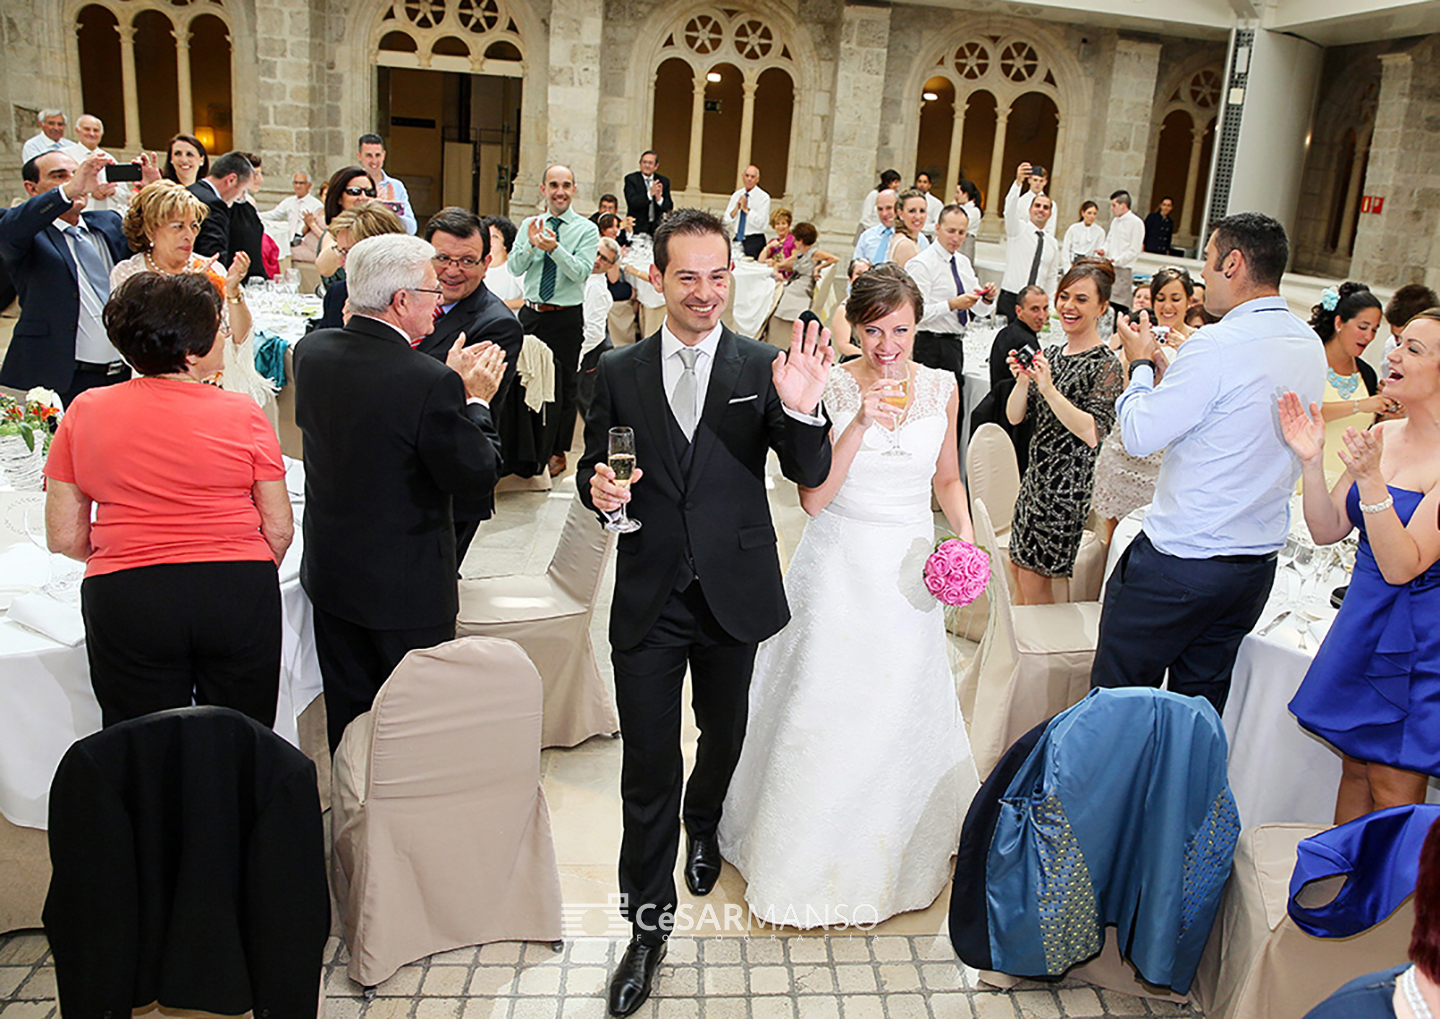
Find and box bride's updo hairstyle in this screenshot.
[1056,258,1116,305]
[845,263,923,328]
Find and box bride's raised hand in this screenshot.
[857,377,901,430]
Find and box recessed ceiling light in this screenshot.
[923,91,939,101]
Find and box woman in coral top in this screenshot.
[44,272,294,727]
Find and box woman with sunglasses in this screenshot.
[314,166,378,288]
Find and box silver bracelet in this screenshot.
[1359,494,1394,514]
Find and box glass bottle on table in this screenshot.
[606,427,642,533]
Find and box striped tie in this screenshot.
[539,216,562,301]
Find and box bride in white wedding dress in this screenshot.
[718,264,980,928]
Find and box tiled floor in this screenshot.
[0,437,1199,1018]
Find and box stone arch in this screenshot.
[370,0,526,75]
[1144,54,1222,239]
[628,0,821,201]
[900,19,1087,236]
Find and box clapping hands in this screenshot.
[527,217,558,252]
[446,335,507,403]
[1338,425,1385,484]
[774,316,835,415]
[1278,392,1324,465]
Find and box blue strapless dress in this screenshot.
[1290,485,1440,775]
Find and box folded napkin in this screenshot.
[7,592,86,646]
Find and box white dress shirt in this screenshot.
[22,132,67,164]
[1104,210,1145,269]
[724,187,771,239]
[1117,296,1326,558]
[1000,226,1060,296]
[1061,222,1106,265]
[922,192,944,237]
[659,319,825,430]
[260,193,324,246]
[1004,183,1057,237]
[581,273,614,364]
[905,242,992,334]
[60,142,130,212]
[961,201,982,234]
[54,215,121,363]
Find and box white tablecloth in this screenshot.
[1102,510,1439,827]
[0,466,322,829]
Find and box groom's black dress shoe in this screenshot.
[608,937,666,1017]
[685,832,722,896]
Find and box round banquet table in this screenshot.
[1103,508,1440,828]
[0,459,322,830]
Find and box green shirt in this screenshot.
[507,206,600,308]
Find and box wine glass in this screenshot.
[880,360,910,458]
[605,427,642,534]
[1292,542,1320,604]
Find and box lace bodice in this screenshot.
[821,363,954,525]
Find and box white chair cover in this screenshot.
[960,499,1102,778]
[457,496,619,747]
[331,636,562,986]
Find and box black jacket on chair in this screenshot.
[43,706,330,1019]
[294,314,502,630]
[0,186,129,393]
[188,181,234,263]
[576,327,832,650]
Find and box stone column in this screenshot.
[736,79,758,182]
[687,77,706,196]
[173,26,194,136]
[1336,134,1369,254]
[945,101,968,195]
[1181,123,1208,237]
[820,5,891,230]
[985,105,1011,236]
[117,24,141,151]
[545,0,604,196]
[1096,39,1163,206]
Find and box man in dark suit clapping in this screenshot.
[187,151,254,266]
[623,151,673,237]
[578,209,832,1016]
[0,149,158,405]
[294,233,506,751]
[417,207,525,561]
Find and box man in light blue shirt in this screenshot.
[357,133,417,234]
[1091,213,1326,711]
[852,189,898,269]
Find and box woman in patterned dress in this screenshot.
[1006,259,1124,604]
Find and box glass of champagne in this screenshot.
[880,360,910,457]
[606,427,642,534]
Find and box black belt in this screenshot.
[1208,551,1278,564]
[525,302,578,313]
[75,360,127,375]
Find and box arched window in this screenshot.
[70,0,235,152]
[646,8,801,197]
[372,0,524,75]
[1149,66,1221,239]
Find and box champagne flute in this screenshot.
[880,360,910,458]
[606,427,642,534]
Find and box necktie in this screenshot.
[65,224,110,303]
[1027,230,1045,287]
[948,255,968,328]
[673,346,700,440]
[735,194,748,242]
[539,215,562,301]
[875,226,893,264]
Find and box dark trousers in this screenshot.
[313,606,455,752]
[611,581,757,942]
[455,517,482,567]
[996,290,1018,324]
[914,330,966,470]
[82,560,281,729]
[59,363,131,411]
[519,304,584,458]
[739,234,766,259]
[1090,532,1275,713]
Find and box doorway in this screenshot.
[377,66,522,222]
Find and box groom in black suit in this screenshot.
[578,209,833,1016]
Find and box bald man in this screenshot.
[723,164,771,259]
[60,115,128,213]
[508,164,601,475]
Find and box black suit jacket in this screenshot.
[416,280,524,522]
[188,180,234,263]
[0,187,129,392]
[294,315,502,629]
[229,198,268,280]
[623,172,673,236]
[44,706,329,1019]
[577,327,831,650]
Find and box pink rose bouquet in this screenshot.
[923,538,990,607]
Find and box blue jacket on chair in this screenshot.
[949,688,1239,993]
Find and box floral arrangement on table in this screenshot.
[0,389,63,492]
[924,536,990,607]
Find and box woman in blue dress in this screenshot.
[1283,307,1440,825]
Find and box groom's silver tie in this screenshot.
[674,346,700,440]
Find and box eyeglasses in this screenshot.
[344,186,378,197]
[431,254,484,269]
[597,254,618,266]
[407,287,444,299]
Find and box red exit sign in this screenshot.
[1360,196,1385,214]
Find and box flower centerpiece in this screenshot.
[923,536,990,607]
[0,389,63,491]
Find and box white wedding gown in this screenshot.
[718,363,979,928]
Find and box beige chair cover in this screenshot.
[331,636,562,987]
[811,261,842,323]
[0,813,48,933]
[457,496,619,747]
[1191,823,1414,1019]
[608,297,639,347]
[959,500,1102,778]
